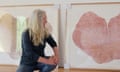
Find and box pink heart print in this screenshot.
[72,12,120,64]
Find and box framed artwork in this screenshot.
[66,2,120,70]
[0,4,59,65]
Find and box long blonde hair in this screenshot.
[28,9,49,46]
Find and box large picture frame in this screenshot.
[66,2,120,70]
[0,4,60,65]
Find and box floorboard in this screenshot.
[0,65,120,72]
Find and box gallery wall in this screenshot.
[0,0,120,70]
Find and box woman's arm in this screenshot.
[52,47,59,64]
[46,35,59,64]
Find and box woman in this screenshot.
[17,9,59,72]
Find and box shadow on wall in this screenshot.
[0,13,20,59]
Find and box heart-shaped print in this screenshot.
[72,12,120,64]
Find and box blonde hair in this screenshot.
[28,9,50,46]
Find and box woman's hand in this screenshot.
[38,57,56,65]
[47,56,56,65]
[52,47,59,64]
[52,56,59,64]
[47,56,59,65]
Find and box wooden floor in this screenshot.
[0,65,120,72]
[58,68,120,72]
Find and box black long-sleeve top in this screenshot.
[20,29,57,65]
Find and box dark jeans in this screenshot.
[16,63,56,72]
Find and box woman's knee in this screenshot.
[16,65,34,72]
[41,64,57,72]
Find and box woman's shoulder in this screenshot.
[46,34,55,40]
[46,34,51,38]
[22,29,29,37]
